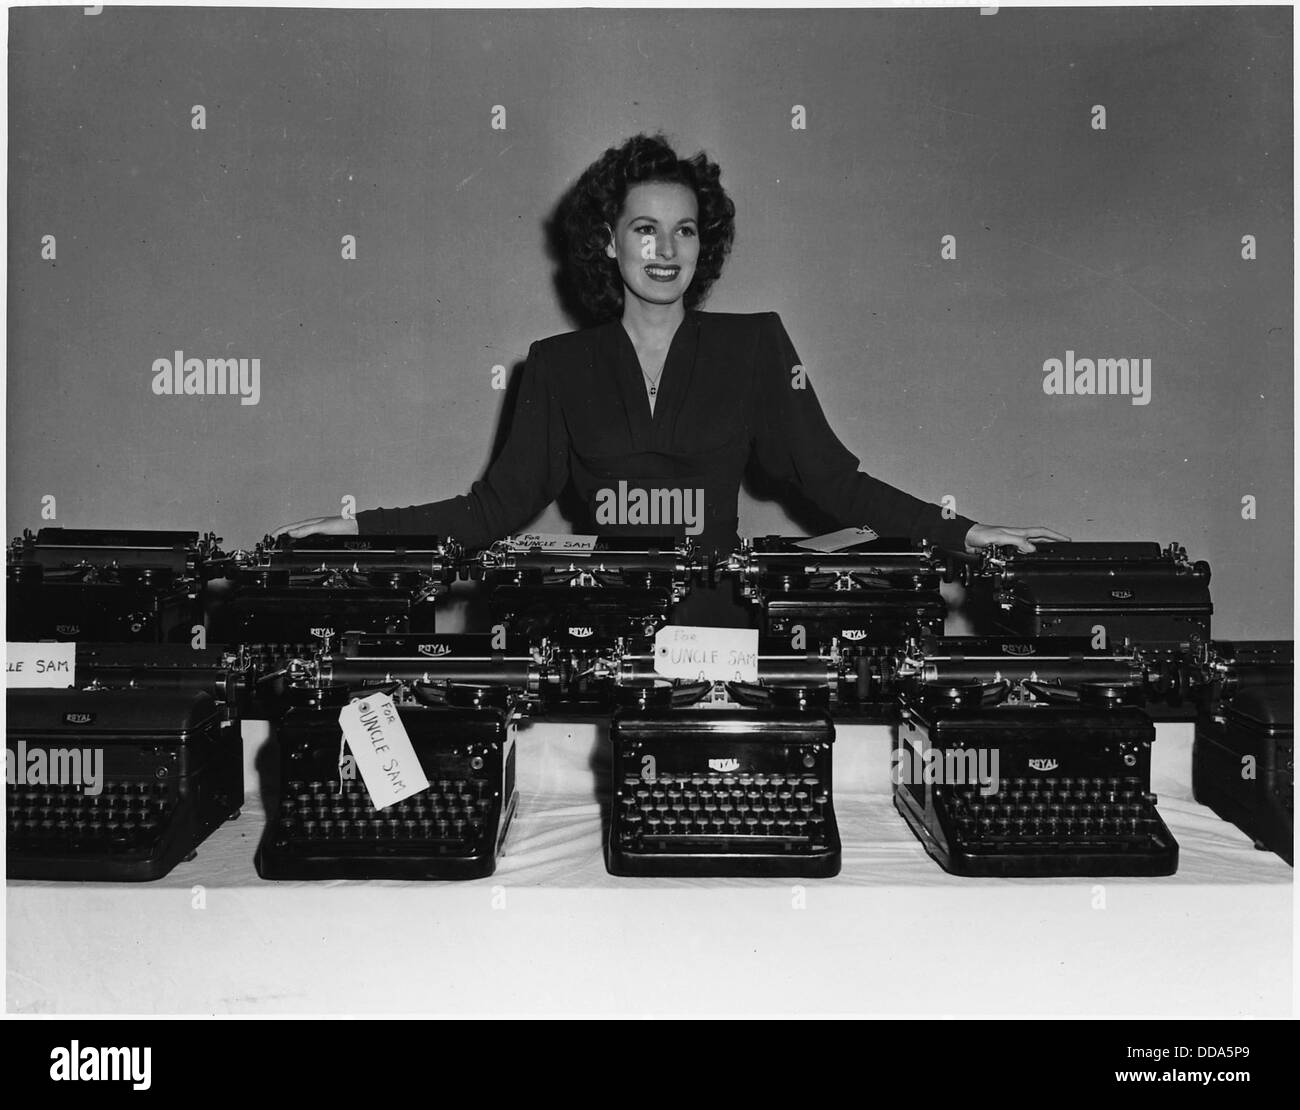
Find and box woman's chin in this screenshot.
[626,282,687,308]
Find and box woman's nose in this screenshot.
[657,235,675,260]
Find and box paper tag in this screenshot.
[653,625,759,683]
[793,526,880,553]
[504,533,598,553]
[337,693,430,809]
[7,642,76,688]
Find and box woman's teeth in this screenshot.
[645,265,680,282]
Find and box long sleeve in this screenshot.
[750,312,976,551]
[355,342,570,546]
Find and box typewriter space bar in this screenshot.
[651,833,813,847]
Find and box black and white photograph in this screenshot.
[2,0,1294,1054]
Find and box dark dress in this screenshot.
[357,310,976,626]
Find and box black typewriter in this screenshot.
[6,645,246,881]
[606,683,840,878]
[725,535,947,648]
[255,683,519,880]
[1193,660,1293,864]
[7,527,223,642]
[892,646,1178,877]
[475,535,697,641]
[216,533,458,666]
[970,541,1212,652]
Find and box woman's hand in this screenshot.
[271,516,359,540]
[963,523,1070,555]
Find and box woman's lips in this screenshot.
[644,264,681,282]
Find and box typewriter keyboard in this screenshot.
[7,782,175,854]
[616,772,833,846]
[276,778,495,847]
[945,776,1165,848]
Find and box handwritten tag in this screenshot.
[793,526,879,553]
[337,693,430,809]
[7,642,76,688]
[653,625,759,683]
[504,533,598,553]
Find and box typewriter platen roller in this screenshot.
[253,532,462,575]
[287,632,544,706]
[10,527,224,577]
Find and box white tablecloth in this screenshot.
[6,719,1292,1015]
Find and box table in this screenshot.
[6,719,1292,1015]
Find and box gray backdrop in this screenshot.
[7,5,1292,637]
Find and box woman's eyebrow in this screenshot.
[625,215,697,225]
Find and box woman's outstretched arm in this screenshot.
[750,312,1067,552]
[274,342,570,546]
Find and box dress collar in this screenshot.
[604,309,701,449]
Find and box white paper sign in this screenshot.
[793,526,880,553]
[7,642,76,688]
[504,533,598,553]
[337,693,430,809]
[653,625,759,683]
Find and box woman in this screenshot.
[277,134,1067,625]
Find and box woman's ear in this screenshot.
[602,223,617,260]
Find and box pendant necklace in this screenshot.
[642,360,666,397]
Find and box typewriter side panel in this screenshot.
[1193,690,1294,865]
[892,710,957,873]
[496,720,520,859]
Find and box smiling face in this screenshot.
[604,181,700,310]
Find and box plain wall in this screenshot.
[6,5,1293,638]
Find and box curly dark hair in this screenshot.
[559,134,736,322]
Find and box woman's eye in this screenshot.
[678,226,697,237]
[634,225,656,236]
